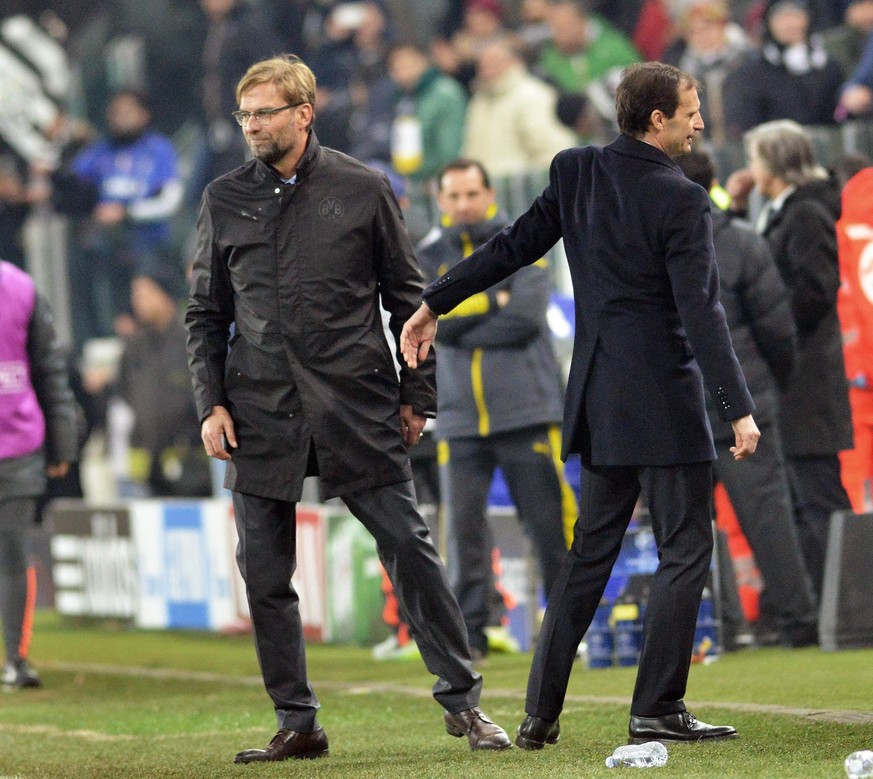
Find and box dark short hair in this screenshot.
[676,150,715,190]
[436,159,492,190]
[615,62,698,138]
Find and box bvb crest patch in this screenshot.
[318,197,345,221]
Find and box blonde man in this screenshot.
[187,55,511,763]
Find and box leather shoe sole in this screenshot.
[515,715,560,750]
[629,712,737,744]
[444,707,513,750]
[233,726,329,763]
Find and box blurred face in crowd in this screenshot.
[652,85,704,158]
[684,7,730,54]
[549,3,588,55]
[388,46,428,91]
[237,81,312,173]
[476,41,517,86]
[107,93,151,142]
[847,1,873,33]
[768,6,809,46]
[437,165,495,225]
[464,6,503,38]
[748,145,778,198]
[200,0,236,20]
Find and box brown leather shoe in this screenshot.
[444,707,513,750]
[233,726,329,763]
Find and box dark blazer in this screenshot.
[424,134,753,467]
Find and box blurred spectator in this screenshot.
[678,150,818,648]
[186,0,282,204]
[0,260,77,690]
[387,43,467,182]
[431,0,509,92]
[834,1,873,119]
[54,88,182,347]
[555,91,607,142]
[0,13,74,267]
[117,268,211,497]
[738,119,854,598]
[836,163,873,512]
[535,0,640,97]
[321,2,398,164]
[662,0,752,145]
[517,0,555,64]
[588,0,673,61]
[416,158,572,660]
[722,0,845,138]
[823,0,873,81]
[463,38,577,177]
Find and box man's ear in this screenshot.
[649,109,665,131]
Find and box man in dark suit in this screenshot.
[401,62,760,747]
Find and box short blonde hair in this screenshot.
[744,119,828,187]
[235,54,317,108]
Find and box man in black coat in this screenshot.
[186,55,511,763]
[402,62,760,746]
[741,119,854,600]
[678,150,818,648]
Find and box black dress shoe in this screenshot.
[444,707,513,750]
[628,711,737,744]
[233,726,329,763]
[515,715,560,750]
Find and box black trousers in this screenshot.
[785,454,852,599]
[441,425,571,653]
[525,461,713,721]
[713,422,817,636]
[233,480,482,731]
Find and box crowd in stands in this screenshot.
[1,0,873,650]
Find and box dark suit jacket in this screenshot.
[423,134,754,467]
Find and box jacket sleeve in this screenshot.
[27,294,78,464]
[739,228,798,391]
[455,261,549,349]
[664,186,754,422]
[423,153,563,314]
[185,192,235,422]
[372,175,438,416]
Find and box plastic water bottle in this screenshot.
[605,741,668,768]
[845,750,873,778]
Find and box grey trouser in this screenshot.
[233,480,482,731]
[0,496,35,663]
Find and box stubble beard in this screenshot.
[248,134,295,166]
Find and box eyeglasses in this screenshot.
[231,102,303,127]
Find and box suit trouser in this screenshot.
[525,461,713,721]
[232,480,482,731]
[713,422,817,637]
[441,426,570,653]
[0,497,34,664]
[785,454,852,599]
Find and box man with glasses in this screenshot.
[186,54,511,764]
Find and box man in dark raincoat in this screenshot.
[186,54,511,764]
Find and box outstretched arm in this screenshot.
[400,302,439,369]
